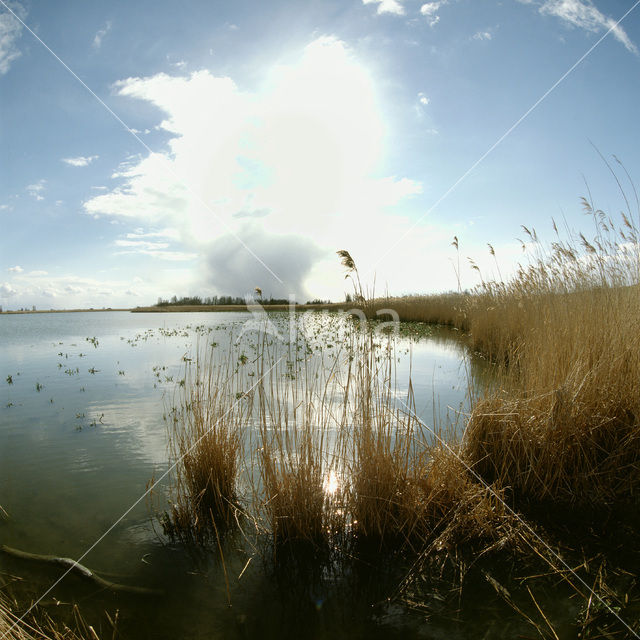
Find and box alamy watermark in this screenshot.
[235,294,400,345]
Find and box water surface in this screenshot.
[0,310,502,639]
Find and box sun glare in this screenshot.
[323,469,340,496]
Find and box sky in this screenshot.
[1,0,639,309]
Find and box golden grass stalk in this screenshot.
[164,342,246,541]
[0,593,116,640]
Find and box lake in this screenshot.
[0,310,511,639]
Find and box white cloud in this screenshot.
[473,30,493,41]
[116,248,198,261]
[64,285,83,294]
[83,37,424,298]
[26,180,46,201]
[363,0,405,16]
[538,0,637,54]
[418,91,430,105]
[0,270,187,309]
[0,282,17,297]
[420,1,447,26]
[93,21,111,49]
[126,228,180,240]
[115,239,171,250]
[62,155,99,167]
[0,1,25,75]
[8,265,23,273]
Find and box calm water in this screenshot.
[0,310,529,639]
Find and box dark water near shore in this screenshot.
[1,310,544,639]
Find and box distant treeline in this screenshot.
[155,295,314,307]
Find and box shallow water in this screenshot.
[0,310,518,639]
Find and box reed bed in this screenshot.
[359,197,640,508]
[161,188,640,640]
[163,316,519,559]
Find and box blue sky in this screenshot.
[1,0,639,309]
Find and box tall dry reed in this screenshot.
[164,342,246,541]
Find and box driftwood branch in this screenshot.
[0,544,163,597]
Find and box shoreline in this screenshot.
[131,303,348,313]
[0,308,131,315]
[0,303,349,315]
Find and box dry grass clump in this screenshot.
[259,428,328,546]
[346,344,425,545]
[0,593,116,640]
[420,447,514,548]
[164,344,246,541]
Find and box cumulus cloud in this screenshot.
[535,0,637,54]
[8,265,23,273]
[420,1,448,26]
[0,282,17,297]
[417,92,430,106]
[0,1,25,74]
[362,0,405,16]
[93,21,111,49]
[62,155,99,167]
[83,37,423,299]
[64,285,83,294]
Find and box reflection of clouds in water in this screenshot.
[87,398,168,466]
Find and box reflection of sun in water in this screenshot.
[323,470,339,496]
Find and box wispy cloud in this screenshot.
[114,232,195,261]
[7,265,23,273]
[232,208,271,219]
[62,155,99,167]
[26,180,46,201]
[363,0,405,16]
[115,247,198,261]
[417,92,430,106]
[535,0,637,54]
[115,239,171,250]
[126,227,181,240]
[0,1,25,74]
[473,30,493,41]
[92,20,111,49]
